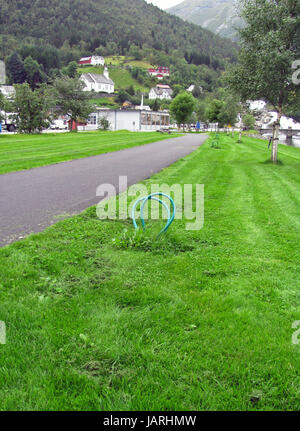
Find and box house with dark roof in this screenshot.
[80,67,114,93]
[149,84,173,100]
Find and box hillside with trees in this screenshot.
[0,0,237,68]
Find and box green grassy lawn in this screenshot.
[0,131,180,175]
[89,97,119,108]
[106,55,152,69]
[77,66,149,92]
[0,134,300,410]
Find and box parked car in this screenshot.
[0,111,17,132]
[49,119,68,130]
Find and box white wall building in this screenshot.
[80,109,170,132]
[149,84,173,100]
[0,85,15,99]
[0,60,6,85]
[80,67,114,93]
[187,84,203,93]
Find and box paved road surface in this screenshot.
[0,134,207,246]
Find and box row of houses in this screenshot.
[78,57,170,79]
[78,56,170,79]
[79,68,174,101]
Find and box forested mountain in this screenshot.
[168,0,243,41]
[0,0,237,63]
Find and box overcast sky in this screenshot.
[145,0,183,10]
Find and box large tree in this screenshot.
[24,56,45,90]
[6,52,26,84]
[52,77,94,131]
[170,92,196,130]
[12,84,53,133]
[227,0,300,162]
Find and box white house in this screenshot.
[80,67,114,94]
[187,84,203,94]
[78,56,105,66]
[149,84,173,100]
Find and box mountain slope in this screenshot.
[168,0,243,41]
[0,0,236,61]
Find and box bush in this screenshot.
[98,116,110,131]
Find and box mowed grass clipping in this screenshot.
[0,134,300,410]
[0,131,181,174]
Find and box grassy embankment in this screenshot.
[105,55,153,69]
[0,131,180,175]
[0,134,299,410]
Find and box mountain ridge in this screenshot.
[167,0,243,41]
[0,0,237,60]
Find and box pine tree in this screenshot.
[24,56,45,90]
[6,53,26,84]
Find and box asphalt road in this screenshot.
[0,133,208,247]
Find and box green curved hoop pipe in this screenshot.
[131,193,176,235]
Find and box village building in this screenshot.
[148,67,170,78]
[78,56,105,66]
[149,84,173,100]
[80,67,114,93]
[76,108,170,132]
[0,85,15,99]
[187,84,203,94]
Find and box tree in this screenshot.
[7,53,26,84]
[98,116,110,131]
[205,99,223,123]
[172,84,185,98]
[62,61,78,78]
[128,44,143,60]
[12,84,52,133]
[192,85,202,99]
[242,114,255,130]
[126,85,135,96]
[170,92,196,130]
[52,77,94,131]
[217,95,239,127]
[152,99,160,112]
[196,98,209,124]
[227,0,300,163]
[24,56,45,89]
[116,90,131,104]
